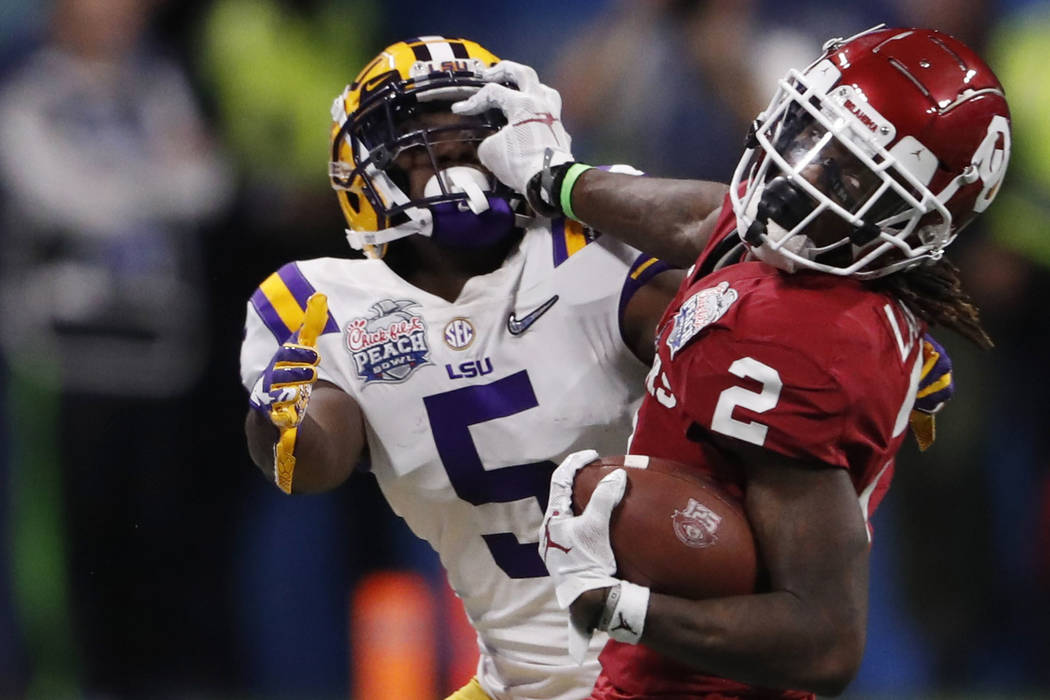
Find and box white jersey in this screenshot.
[240,220,668,699]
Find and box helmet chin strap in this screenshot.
[425,167,491,214]
[345,167,521,254]
[344,214,429,253]
[426,166,534,231]
[425,167,518,248]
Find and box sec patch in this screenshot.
[443,317,475,350]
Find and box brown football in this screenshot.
[571,455,759,599]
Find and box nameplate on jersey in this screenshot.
[345,299,431,384]
[666,281,738,359]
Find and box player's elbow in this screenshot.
[243,409,358,494]
[798,625,865,697]
[804,659,860,697]
[245,410,279,471]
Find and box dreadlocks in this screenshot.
[873,257,994,350]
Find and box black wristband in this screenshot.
[525,148,575,218]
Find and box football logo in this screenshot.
[443,317,476,350]
[972,114,1011,213]
[666,282,738,359]
[507,295,559,336]
[512,112,563,142]
[345,299,431,384]
[671,497,722,548]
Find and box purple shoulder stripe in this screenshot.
[550,218,569,267]
[249,262,339,343]
[617,253,674,346]
[551,218,601,268]
[249,286,293,344]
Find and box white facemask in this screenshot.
[742,182,818,273]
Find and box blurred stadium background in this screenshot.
[0,0,1047,698]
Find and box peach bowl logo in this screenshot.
[346,299,430,384]
[666,281,737,359]
[671,497,722,548]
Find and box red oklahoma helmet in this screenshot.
[731,26,1011,278]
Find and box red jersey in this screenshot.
[596,198,924,699]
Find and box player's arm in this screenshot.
[244,380,365,493]
[620,268,684,365]
[452,61,727,267]
[637,443,869,695]
[568,170,727,268]
[550,445,868,696]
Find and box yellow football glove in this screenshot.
[248,292,328,493]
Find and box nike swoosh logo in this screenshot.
[363,74,392,92]
[507,295,559,336]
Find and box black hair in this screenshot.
[872,257,993,349]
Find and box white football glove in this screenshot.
[452,60,574,196]
[540,449,625,662]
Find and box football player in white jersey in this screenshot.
[239,37,714,700]
[241,35,956,700]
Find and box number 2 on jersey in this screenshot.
[423,370,555,579]
[711,357,783,446]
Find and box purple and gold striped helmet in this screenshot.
[329,37,509,258]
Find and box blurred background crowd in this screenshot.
[0,0,1047,697]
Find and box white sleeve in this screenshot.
[239,299,280,391]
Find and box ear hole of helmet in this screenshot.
[344,190,361,213]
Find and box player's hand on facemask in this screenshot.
[540,449,625,662]
[249,293,327,492]
[452,60,574,197]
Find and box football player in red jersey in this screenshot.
[457,26,1004,698]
